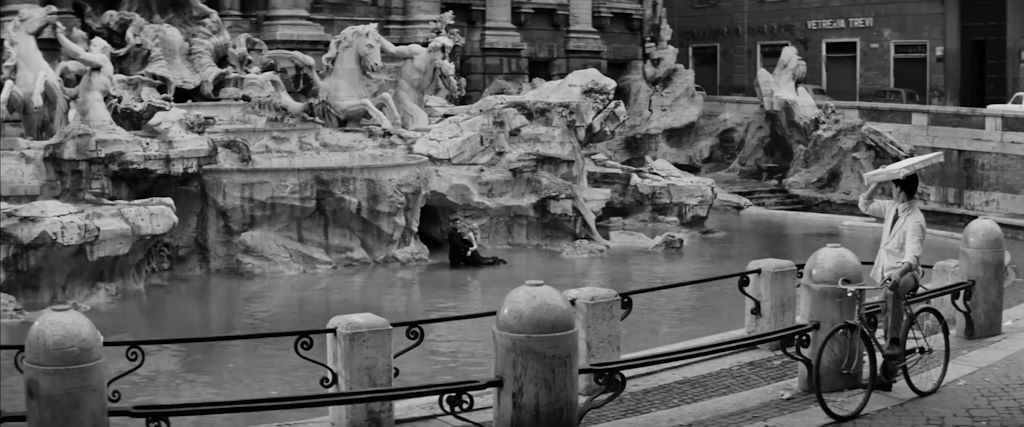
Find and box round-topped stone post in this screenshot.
[23,304,106,426]
[796,244,864,392]
[959,218,1006,339]
[494,280,578,426]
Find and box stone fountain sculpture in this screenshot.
[0,5,222,306]
[380,35,458,130]
[724,45,913,195]
[0,4,720,312]
[596,0,704,167]
[0,5,68,140]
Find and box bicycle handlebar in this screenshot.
[836,277,889,290]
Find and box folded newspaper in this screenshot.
[862,152,945,185]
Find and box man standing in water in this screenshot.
[858,173,926,391]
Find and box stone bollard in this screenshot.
[958,218,1006,339]
[796,244,864,392]
[564,287,621,396]
[929,259,960,328]
[24,304,107,427]
[745,258,797,350]
[494,280,578,427]
[327,313,394,427]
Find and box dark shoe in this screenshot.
[872,376,893,392]
[882,346,903,361]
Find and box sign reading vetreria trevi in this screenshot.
[806,17,874,30]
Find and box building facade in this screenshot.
[667,0,1024,107]
[0,0,646,102]
[222,0,647,100]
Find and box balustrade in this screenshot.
[0,220,1007,426]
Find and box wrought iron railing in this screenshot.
[0,378,501,427]
[618,269,764,321]
[390,310,496,379]
[1,261,976,425]
[577,322,817,422]
[1,328,337,404]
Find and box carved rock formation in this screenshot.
[201,151,432,271]
[587,155,716,225]
[411,69,631,248]
[784,121,914,196]
[604,55,703,164]
[0,198,178,305]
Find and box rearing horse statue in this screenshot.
[314,24,400,129]
[0,5,68,140]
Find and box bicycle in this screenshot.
[813,277,951,421]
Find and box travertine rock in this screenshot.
[599,51,703,164]
[650,232,686,251]
[202,152,431,272]
[560,239,608,258]
[0,198,178,305]
[412,69,628,247]
[784,122,914,195]
[236,231,335,275]
[587,155,715,224]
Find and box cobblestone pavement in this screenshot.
[581,354,798,426]
[835,350,1024,427]
[694,331,997,426]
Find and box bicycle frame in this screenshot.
[838,279,935,377]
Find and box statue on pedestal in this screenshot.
[0,5,68,140]
[308,24,401,129]
[54,22,121,131]
[381,35,457,130]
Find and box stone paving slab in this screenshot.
[395,301,1024,427]
[836,351,1024,427]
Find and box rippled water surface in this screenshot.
[2,211,1020,426]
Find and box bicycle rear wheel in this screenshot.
[814,323,877,421]
[901,306,950,396]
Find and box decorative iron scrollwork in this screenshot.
[619,295,634,321]
[13,348,24,374]
[780,330,813,373]
[578,370,627,422]
[438,390,481,426]
[293,334,337,389]
[107,345,145,403]
[737,274,762,316]
[393,324,425,379]
[951,282,976,338]
[145,416,170,427]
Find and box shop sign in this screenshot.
[806,17,874,30]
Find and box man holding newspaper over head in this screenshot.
[858,152,943,391]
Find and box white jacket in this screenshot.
[858,195,927,284]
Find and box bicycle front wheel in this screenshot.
[814,322,877,421]
[901,306,950,396]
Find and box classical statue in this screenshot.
[381,36,458,130]
[76,0,232,99]
[52,22,121,130]
[306,24,401,129]
[0,5,68,140]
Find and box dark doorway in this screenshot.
[893,43,928,104]
[529,60,553,80]
[960,0,1007,107]
[825,41,858,101]
[605,61,630,82]
[417,206,446,252]
[691,45,719,95]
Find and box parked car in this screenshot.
[985,92,1024,111]
[871,88,921,104]
[694,84,707,96]
[798,84,834,102]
